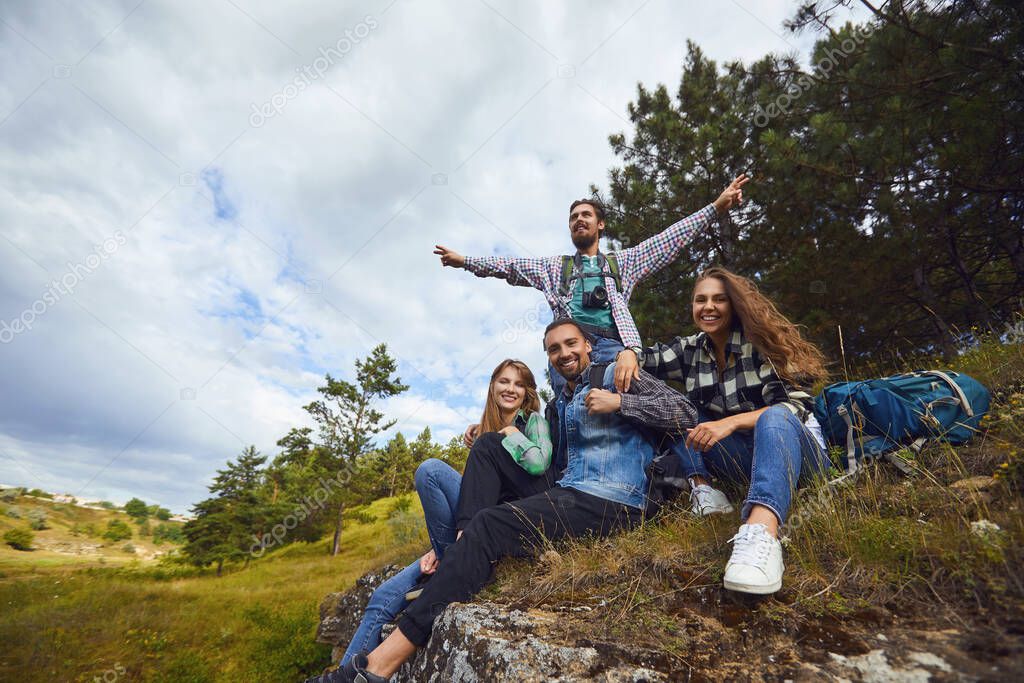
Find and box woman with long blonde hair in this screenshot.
[617,266,830,595]
[337,359,551,670]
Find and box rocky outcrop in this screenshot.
[315,568,667,682]
[394,603,667,682]
[315,564,402,663]
[316,567,1021,682]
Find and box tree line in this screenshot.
[182,344,468,574]
[598,0,1022,363]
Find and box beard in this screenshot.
[571,230,598,250]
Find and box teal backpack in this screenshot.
[813,370,990,477]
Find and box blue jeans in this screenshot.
[548,333,623,396]
[340,459,462,665]
[671,405,830,524]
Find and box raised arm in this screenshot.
[434,245,554,290]
[500,412,553,476]
[616,174,749,284]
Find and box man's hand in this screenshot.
[434,245,466,268]
[685,418,736,452]
[614,349,641,393]
[585,388,622,414]
[498,425,519,436]
[712,174,750,215]
[419,548,439,574]
[463,423,480,447]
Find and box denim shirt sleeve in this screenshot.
[500,412,553,475]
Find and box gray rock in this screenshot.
[316,563,401,662]
[397,602,667,682]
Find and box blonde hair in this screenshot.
[479,360,541,434]
[695,267,828,383]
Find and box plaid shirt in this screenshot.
[639,329,814,421]
[463,204,717,349]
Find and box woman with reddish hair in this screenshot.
[617,266,830,595]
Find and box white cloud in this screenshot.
[0,0,867,512]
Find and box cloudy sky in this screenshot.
[0,0,863,513]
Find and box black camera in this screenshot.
[582,285,609,309]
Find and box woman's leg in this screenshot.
[339,559,421,666]
[742,405,830,528]
[711,406,829,594]
[414,459,462,560]
[455,432,554,530]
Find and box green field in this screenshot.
[0,495,427,682]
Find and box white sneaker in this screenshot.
[689,483,734,516]
[723,523,784,594]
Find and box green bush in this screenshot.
[122,543,136,554]
[3,528,34,551]
[152,523,185,545]
[27,509,48,530]
[0,488,21,502]
[5,506,21,519]
[70,522,99,537]
[388,495,412,518]
[26,488,52,499]
[104,519,133,542]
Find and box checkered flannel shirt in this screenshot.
[639,329,814,420]
[462,204,718,349]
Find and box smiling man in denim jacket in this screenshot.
[307,318,698,683]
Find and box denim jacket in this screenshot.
[553,361,697,509]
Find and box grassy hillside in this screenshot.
[0,496,183,577]
[0,494,428,682]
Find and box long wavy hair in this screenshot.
[479,359,541,434]
[695,267,828,383]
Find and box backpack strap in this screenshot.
[589,362,609,390]
[919,370,975,416]
[600,252,623,291]
[558,255,575,297]
[558,253,623,297]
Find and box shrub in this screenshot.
[27,509,48,530]
[122,543,136,554]
[152,523,185,545]
[5,506,21,519]
[388,495,412,518]
[104,519,133,542]
[124,497,149,520]
[26,488,52,499]
[3,528,33,551]
[349,509,377,525]
[0,488,20,502]
[70,522,99,537]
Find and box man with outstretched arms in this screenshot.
[434,174,748,394]
[304,319,698,683]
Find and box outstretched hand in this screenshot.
[434,245,465,268]
[713,174,750,215]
